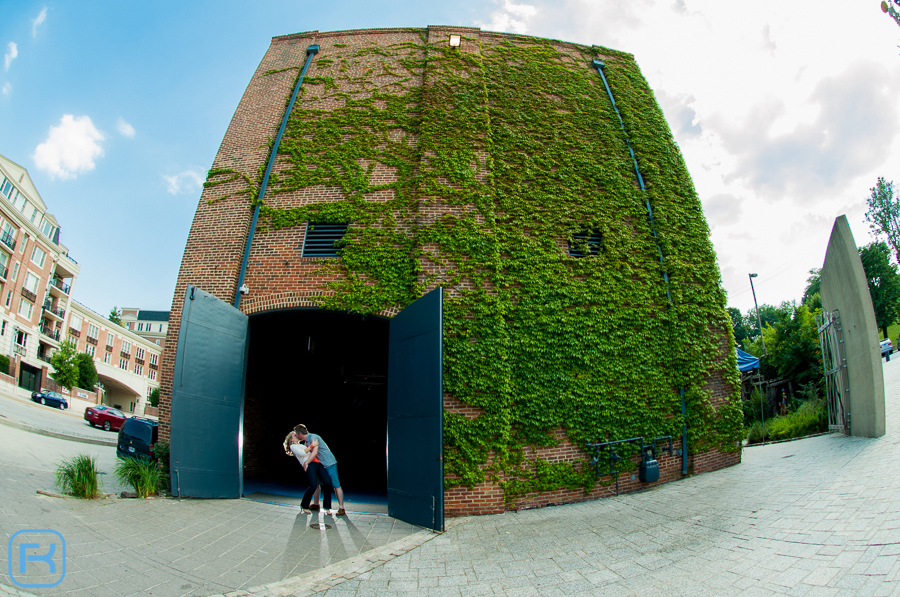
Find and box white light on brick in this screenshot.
[449,35,461,47]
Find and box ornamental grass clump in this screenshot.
[114,456,160,499]
[55,454,102,499]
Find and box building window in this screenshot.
[0,221,15,250]
[121,340,131,355]
[568,229,603,258]
[87,323,99,339]
[0,177,12,198]
[0,320,5,336]
[23,271,39,295]
[106,333,115,349]
[135,347,145,360]
[134,364,142,376]
[69,313,83,332]
[11,262,18,282]
[40,219,55,240]
[149,369,157,381]
[149,353,158,366]
[137,322,143,331]
[30,245,45,268]
[103,351,111,364]
[159,324,164,332]
[5,290,11,307]
[17,298,33,320]
[155,340,160,346]
[15,329,26,348]
[301,222,349,258]
[85,344,95,357]
[119,358,127,370]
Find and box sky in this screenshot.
[1,1,899,317]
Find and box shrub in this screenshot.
[0,354,9,376]
[151,440,170,493]
[55,454,102,498]
[114,456,161,498]
[746,398,827,444]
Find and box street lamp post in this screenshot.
[749,273,766,440]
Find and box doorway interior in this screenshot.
[242,309,389,511]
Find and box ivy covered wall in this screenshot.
[198,26,742,512]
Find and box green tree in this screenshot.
[859,241,900,338]
[746,304,780,342]
[148,387,160,408]
[802,268,822,311]
[747,302,823,391]
[108,307,122,326]
[74,353,98,390]
[728,307,752,349]
[50,340,80,390]
[865,177,900,263]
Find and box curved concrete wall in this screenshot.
[820,215,885,437]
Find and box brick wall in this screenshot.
[160,26,741,514]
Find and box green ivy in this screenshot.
[247,35,742,505]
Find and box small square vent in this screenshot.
[568,229,603,258]
[301,222,349,258]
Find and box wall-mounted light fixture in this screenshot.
[449,35,461,47]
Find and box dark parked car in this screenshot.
[84,405,127,431]
[117,417,159,460]
[31,390,68,410]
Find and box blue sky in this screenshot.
[2,1,900,317]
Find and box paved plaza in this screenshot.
[3,358,900,596]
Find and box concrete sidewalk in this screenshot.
[3,359,900,596]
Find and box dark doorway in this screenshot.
[242,309,389,506]
[19,362,40,392]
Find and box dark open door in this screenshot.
[170,286,248,498]
[387,287,444,531]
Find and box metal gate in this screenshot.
[817,309,849,433]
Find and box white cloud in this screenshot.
[32,8,47,38]
[33,115,105,180]
[163,170,203,195]
[476,0,538,34]
[1,83,10,96]
[4,42,17,71]
[116,117,136,138]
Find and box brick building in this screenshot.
[120,308,170,348]
[160,27,742,529]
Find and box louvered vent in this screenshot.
[301,222,349,258]
[568,229,603,258]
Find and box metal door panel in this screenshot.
[387,287,443,531]
[170,286,248,498]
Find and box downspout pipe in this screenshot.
[591,59,672,305]
[234,44,320,308]
[681,387,688,475]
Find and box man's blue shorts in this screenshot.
[325,464,341,488]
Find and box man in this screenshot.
[293,423,346,516]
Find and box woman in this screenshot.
[284,431,333,513]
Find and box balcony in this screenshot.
[13,344,26,357]
[86,335,98,345]
[0,230,17,251]
[42,300,66,320]
[68,328,81,338]
[20,287,36,303]
[0,265,7,281]
[120,350,131,359]
[39,324,60,341]
[37,349,52,363]
[50,275,71,295]
[135,357,144,365]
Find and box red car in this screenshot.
[84,405,127,431]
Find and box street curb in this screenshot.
[0,414,116,447]
[211,528,441,597]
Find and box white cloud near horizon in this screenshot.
[33,115,105,180]
[475,0,538,35]
[32,8,47,38]
[4,42,17,71]
[1,83,10,96]
[163,170,203,195]
[116,117,135,138]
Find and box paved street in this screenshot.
[3,358,900,596]
[0,387,116,445]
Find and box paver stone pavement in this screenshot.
[4,358,900,596]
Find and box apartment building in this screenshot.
[66,301,161,415]
[120,308,169,348]
[0,154,79,391]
